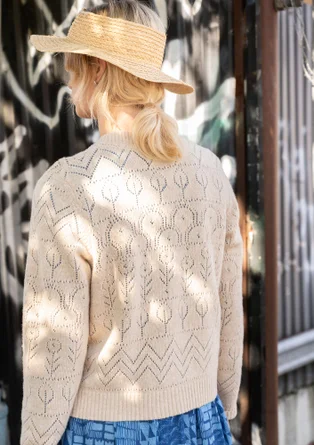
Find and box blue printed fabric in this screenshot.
[58,395,233,445]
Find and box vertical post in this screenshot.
[235,0,279,442]
[260,1,279,444]
[233,0,250,443]
[241,0,267,441]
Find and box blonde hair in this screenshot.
[63,0,182,163]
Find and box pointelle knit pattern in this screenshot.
[21,131,244,445]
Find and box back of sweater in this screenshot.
[21,131,243,445]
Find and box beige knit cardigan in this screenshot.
[20,131,244,445]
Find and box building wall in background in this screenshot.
[279,386,314,445]
[278,5,314,394]
[278,5,314,445]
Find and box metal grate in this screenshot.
[278,4,314,396]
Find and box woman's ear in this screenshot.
[95,58,107,82]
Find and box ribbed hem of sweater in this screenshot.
[71,375,217,421]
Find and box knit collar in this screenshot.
[96,130,137,151]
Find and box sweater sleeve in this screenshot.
[20,160,92,445]
[217,175,244,420]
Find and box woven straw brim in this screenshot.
[30,35,194,95]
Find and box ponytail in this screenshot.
[132,102,183,163]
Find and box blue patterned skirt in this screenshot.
[58,395,232,445]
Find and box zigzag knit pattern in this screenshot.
[21,131,244,445]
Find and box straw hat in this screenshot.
[29,10,194,95]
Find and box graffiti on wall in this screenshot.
[0,1,236,443]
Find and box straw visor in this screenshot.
[30,11,194,95]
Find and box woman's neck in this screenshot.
[97,105,141,136]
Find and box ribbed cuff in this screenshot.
[225,405,237,420]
